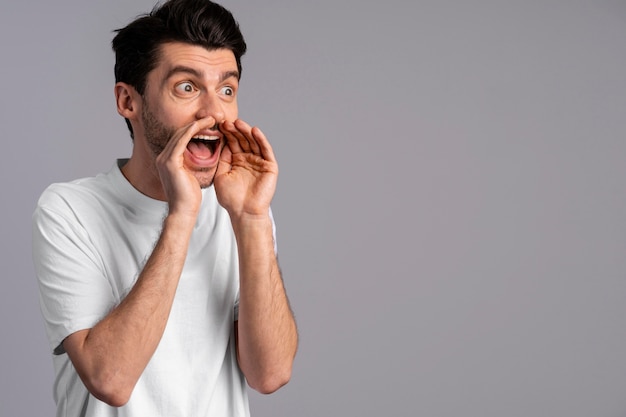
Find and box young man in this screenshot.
[32,1,298,416]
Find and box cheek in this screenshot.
[226,101,238,119]
[160,106,195,127]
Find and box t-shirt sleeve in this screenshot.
[32,198,116,355]
[269,206,278,255]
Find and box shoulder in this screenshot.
[36,173,114,216]
[33,162,130,231]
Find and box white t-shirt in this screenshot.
[32,160,253,417]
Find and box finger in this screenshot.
[215,142,232,177]
[160,117,218,164]
[225,119,255,154]
[233,119,263,155]
[251,126,276,163]
[220,120,245,154]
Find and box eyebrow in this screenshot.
[163,66,240,85]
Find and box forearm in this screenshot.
[64,214,194,406]
[233,214,298,394]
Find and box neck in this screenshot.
[120,152,167,201]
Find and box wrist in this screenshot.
[230,212,273,236]
[163,211,196,236]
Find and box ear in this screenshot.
[114,82,140,119]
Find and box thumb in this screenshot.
[216,143,232,178]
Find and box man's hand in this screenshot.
[215,119,278,220]
[155,117,219,218]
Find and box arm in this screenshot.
[217,119,298,394]
[62,118,214,406]
[63,213,195,406]
[233,217,298,394]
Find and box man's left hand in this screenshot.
[215,119,278,220]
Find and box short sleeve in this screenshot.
[269,207,278,255]
[32,200,116,355]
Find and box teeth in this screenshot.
[193,135,219,141]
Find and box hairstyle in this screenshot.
[111,0,247,138]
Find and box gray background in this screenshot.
[2,0,626,416]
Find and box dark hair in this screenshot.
[111,0,247,138]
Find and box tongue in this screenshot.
[187,141,214,160]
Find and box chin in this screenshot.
[194,170,217,189]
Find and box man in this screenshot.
[32,1,298,416]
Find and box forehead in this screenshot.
[151,42,238,81]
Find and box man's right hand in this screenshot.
[155,117,219,219]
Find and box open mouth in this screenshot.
[187,135,220,159]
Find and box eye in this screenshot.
[220,86,235,96]
[175,82,196,94]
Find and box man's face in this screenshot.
[138,42,240,188]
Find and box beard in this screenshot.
[141,102,219,189]
[141,101,175,157]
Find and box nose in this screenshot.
[196,91,225,124]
